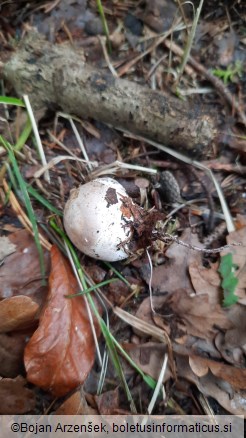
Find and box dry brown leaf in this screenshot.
[168,289,232,339]
[0,229,49,307]
[176,355,246,416]
[125,342,172,382]
[24,245,99,397]
[189,355,246,390]
[0,296,39,333]
[0,235,16,260]
[225,311,246,351]
[0,376,35,414]
[189,261,221,305]
[0,333,27,378]
[135,291,231,342]
[139,229,203,294]
[55,389,98,415]
[94,388,120,415]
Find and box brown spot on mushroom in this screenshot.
[105,187,118,208]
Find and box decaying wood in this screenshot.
[1,32,219,156]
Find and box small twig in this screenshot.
[117,20,184,77]
[154,231,241,254]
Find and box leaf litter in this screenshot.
[125,220,246,415]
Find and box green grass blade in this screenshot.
[0,96,25,107]
[27,185,63,217]
[0,120,32,182]
[14,119,33,152]
[65,278,118,297]
[96,0,112,53]
[104,261,131,287]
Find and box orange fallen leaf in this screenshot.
[24,245,98,397]
[0,296,39,333]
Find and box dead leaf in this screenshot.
[215,332,245,366]
[140,229,203,294]
[0,376,35,414]
[168,289,232,339]
[189,355,246,389]
[55,389,98,415]
[125,342,172,382]
[189,261,221,305]
[0,229,49,307]
[24,245,99,397]
[176,355,246,416]
[0,235,16,260]
[0,333,26,378]
[0,296,39,332]
[94,388,120,415]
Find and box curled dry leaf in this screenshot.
[24,245,99,397]
[0,376,35,414]
[0,296,39,333]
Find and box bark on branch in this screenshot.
[2,32,219,156]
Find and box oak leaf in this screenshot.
[24,245,98,397]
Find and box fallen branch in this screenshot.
[1,32,219,157]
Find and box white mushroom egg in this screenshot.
[63,177,134,261]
